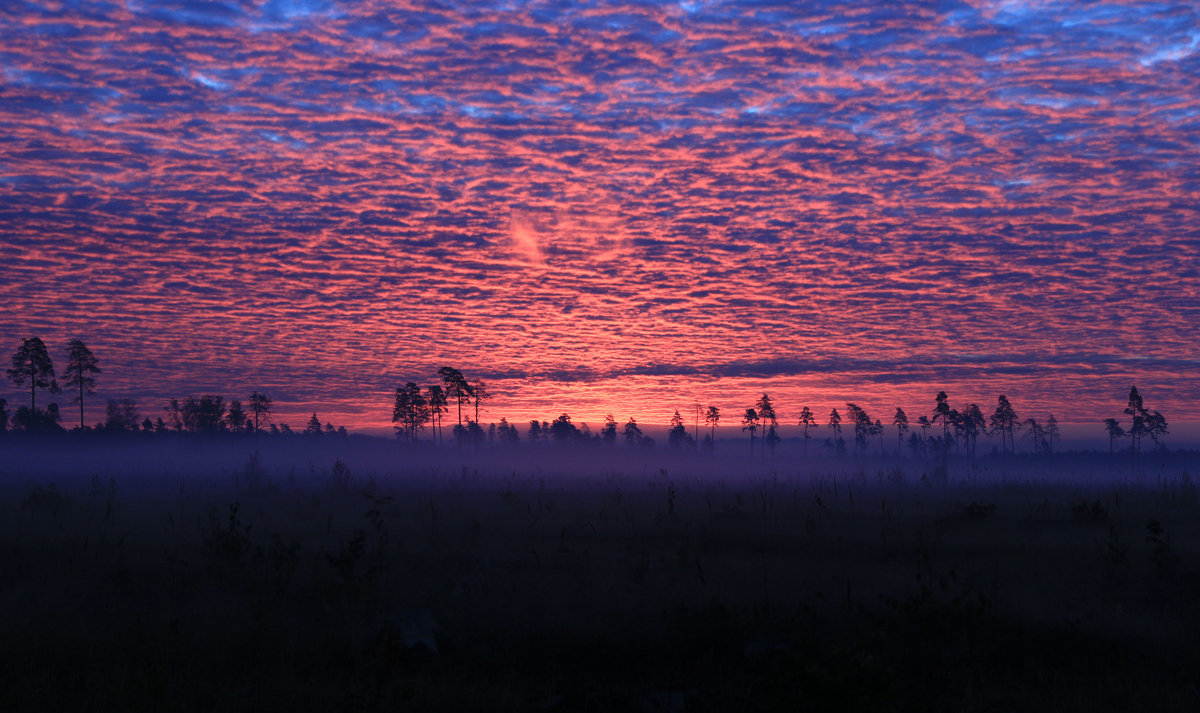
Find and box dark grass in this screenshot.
[3,444,1200,712]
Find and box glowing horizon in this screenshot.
[2,1,1198,436]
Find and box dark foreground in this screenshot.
[3,449,1199,712]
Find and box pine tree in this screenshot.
[392,383,429,441]
[827,408,843,454]
[1124,386,1149,454]
[7,337,59,413]
[471,379,490,424]
[755,394,777,435]
[249,392,273,432]
[1103,418,1125,454]
[961,404,986,457]
[426,385,447,443]
[845,403,872,456]
[437,367,472,427]
[63,339,100,430]
[933,391,952,443]
[989,394,1018,454]
[893,407,909,454]
[600,414,617,445]
[742,408,760,455]
[623,418,643,446]
[704,406,720,442]
[227,400,248,432]
[668,410,693,449]
[798,406,817,456]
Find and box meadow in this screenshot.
[3,436,1199,712]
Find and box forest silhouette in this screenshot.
[2,336,1175,459]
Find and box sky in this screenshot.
[1,0,1198,436]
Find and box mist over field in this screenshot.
[4,431,1200,711]
[4,432,1198,492]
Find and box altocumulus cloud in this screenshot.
[1,0,1198,426]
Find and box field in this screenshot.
[3,436,1199,712]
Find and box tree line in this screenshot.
[2,337,345,437]
[2,337,1174,454]
[723,388,1165,457]
[392,366,1172,456]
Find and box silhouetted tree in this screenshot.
[468,420,486,446]
[7,337,59,413]
[455,420,486,448]
[550,413,580,443]
[438,367,472,427]
[742,407,759,455]
[989,395,1018,454]
[1147,411,1168,450]
[497,417,521,445]
[623,418,644,447]
[1103,418,1124,454]
[798,406,817,456]
[1023,418,1046,455]
[692,402,703,443]
[907,431,924,458]
[14,403,62,431]
[827,408,843,444]
[755,394,777,439]
[427,385,447,444]
[704,405,720,442]
[916,415,931,440]
[227,400,247,432]
[168,395,226,433]
[195,396,226,432]
[600,414,617,446]
[948,408,964,452]
[62,339,100,430]
[392,382,429,441]
[105,399,140,432]
[845,403,872,456]
[1046,414,1060,454]
[1123,386,1149,454]
[933,391,952,444]
[527,420,543,443]
[0,398,8,433]
[249,392,272,432]
[141,417,153,433]
[893,407,909,453]
[471,379,490,424]
[305,413,323,436]
[765,424,780,456]
[961,403,986,457]
[668,410,693,449]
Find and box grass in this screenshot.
[2,443,1199,711]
